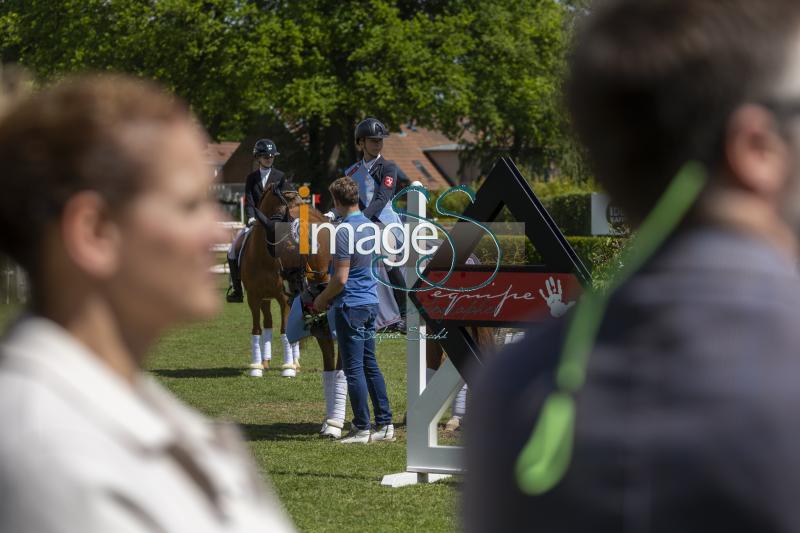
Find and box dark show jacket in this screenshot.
[244,167,285,222]
[464,226,800,533]
[345,158,400,224]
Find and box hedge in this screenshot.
[428,188,599,237]
[471,234,626,276]
[419,182,631,287]
[541,193,592,236]
[427,188,474,216]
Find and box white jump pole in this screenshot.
[381,182,463,488]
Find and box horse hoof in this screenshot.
[320,419,343,439]
[444,416,462,433]
[262,360,270,370]
[281,364,296,378]
[248,364,264,378]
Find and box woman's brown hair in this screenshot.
[0,74,191,275]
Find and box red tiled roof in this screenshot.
[211,126,462,190]
[206,142,240,167]
[382,125,454,190]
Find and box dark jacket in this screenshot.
[245,167,285,222]
[465,227,800,533]
[345,157,400,223]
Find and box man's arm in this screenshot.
[313,259,349,311]
[363,163,398,222]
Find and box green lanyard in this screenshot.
[515,162,707,495]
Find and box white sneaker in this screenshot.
[370,424,395,442]
[281,363,296,378]
[339,426,371,444]
[248,363,263,377]
[320,419,343,439]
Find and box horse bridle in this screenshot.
[253,176,326,299]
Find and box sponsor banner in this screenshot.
[414,270,582,323]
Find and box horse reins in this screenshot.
[258,178,328,298]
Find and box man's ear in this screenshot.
[725,104,791,197]
[60,191,121,278]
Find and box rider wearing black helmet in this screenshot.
[226,138,286,303]
[343,118,407,321]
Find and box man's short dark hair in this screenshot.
[567,0,800,222]
[329,176,360,207]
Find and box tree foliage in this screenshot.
[0,0,577,187]
[458,0,568,174]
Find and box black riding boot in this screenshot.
[386,266,407,332]
[387,266,407,317]
[226,258,244,303]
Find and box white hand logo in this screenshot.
[539,276,575,318]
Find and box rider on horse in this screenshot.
[226,138,285,302]
[343,118,408,322]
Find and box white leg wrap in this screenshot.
[323,371,335,421]
[251,335,262,365]
[332,370,347,423]
[452,382,468,418]
[292,341,300,364]
[280,334,293,367]
[261,329,272,362]
[280,334,295,377]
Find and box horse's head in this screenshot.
[251,175,323,299]
[256,174,301,219]
[277,205,332,301]
[251,175,304,257]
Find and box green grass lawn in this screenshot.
[0,294,460,532]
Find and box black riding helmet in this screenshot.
[354,118,390,143]
[253,138,280,158]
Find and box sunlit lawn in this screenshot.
[0,291,460,533]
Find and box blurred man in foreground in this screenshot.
[466,1,800,531]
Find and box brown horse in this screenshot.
[239,187,293,377]
[249,178,347,438]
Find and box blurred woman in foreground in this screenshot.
[0,74,295,533]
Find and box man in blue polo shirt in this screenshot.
[313,176,394,444]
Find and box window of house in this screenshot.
[412,160,433,180]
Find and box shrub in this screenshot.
[427,187,474,217]
[530,177,597,198]
[471,234,626,280]
[541,193,592,236]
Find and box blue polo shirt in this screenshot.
[332,210,379,308]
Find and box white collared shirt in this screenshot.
[0,316,295,533]
[260,167,272,188]
[361,153,381,172]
